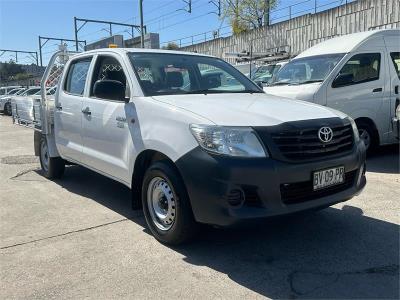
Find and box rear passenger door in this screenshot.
[81,54,132,184]
[55,57,92,162]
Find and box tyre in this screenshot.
[39,136,65,179]
[356,120,378,153]
[142,161,198,245]
[4,102,12,116]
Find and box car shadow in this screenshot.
[367,144,399,174]
[47,166,399,299]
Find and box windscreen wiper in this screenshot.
[290,80,324,85]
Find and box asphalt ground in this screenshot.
[0,114,399,299]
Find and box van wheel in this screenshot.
[4,102,12,116]
[356,121,378,153]
[39,136,65,179]
[142,161,198,245]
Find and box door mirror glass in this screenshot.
[332,73,354,88]
[93,80,126,102]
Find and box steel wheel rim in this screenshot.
[359,129,371,150]
[40,141,49,172]
[147,177,176,231]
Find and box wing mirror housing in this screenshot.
[332,73,354,88]
[93,80,126,102]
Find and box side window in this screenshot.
[90,56,129,100]
[333,53,381,88]
[64,58,92,95]
[390,52,400,79]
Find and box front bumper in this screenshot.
[176,140,366,226]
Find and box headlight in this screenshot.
[347,117,360,143]
[190,124,267,157]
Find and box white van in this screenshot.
[264,29,400,151]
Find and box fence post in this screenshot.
[315,0,317,13]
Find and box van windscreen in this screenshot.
[270,54,345,86]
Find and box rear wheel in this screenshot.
[142,161,198,245]
[4,102,12,116]
[39,136,65,179]
[356,120,378,153]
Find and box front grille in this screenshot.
[280,170,357,205]
[270,124,354,161]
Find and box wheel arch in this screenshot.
[131,149,182,209]
[354,117,380,145]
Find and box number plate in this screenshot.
[313,166,345,191]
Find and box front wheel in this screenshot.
[39,136,65,179]
[356,121,378,153]
[142,161,198,245]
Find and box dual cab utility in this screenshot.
[17,49,366,244]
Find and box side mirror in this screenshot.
[202,74,222,89]
[332,73,354,88]
[93,80,126,102]
[256,81,264,89]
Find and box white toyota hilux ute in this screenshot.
[17,49,366,245]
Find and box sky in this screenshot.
[0,0,351,65]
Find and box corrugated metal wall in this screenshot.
[181,0,400,63]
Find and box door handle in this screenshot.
[81,107,91,115]
[395,85,399,95]
[372,88,383,93]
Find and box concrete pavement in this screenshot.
[0,114,399,299]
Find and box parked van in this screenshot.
[15,49,366,244]
[264,29,400,150]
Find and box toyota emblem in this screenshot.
[318,127,333,143]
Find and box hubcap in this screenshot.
[359,129,371,150]
[147,177,176,231]
[40,141,49,172]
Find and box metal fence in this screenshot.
[161,0,356,48]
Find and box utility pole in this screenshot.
[264,0,270,26]
[210,0,221,17]
[38,36,86,66]
[182,0,191,13]
[73,17,144,50]
[0,49,38,65]
[139,0,145,48]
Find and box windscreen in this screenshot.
[270,54,344,86]
[6,89,20,95]
[24,88,41,96]
[252,64,282,84]
[128,52,262,96]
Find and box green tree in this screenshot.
[222,0,278,34]
[0,60,26,81]
[162,42,180,50]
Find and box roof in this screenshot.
[80,47,214,58]
[296,29,399,58]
